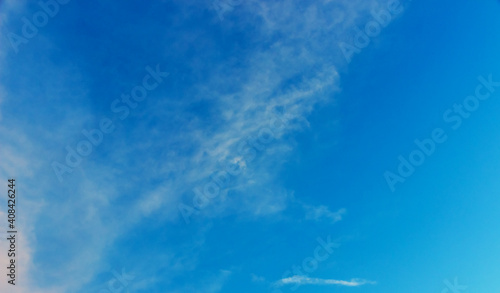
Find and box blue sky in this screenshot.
[1,0,500,292]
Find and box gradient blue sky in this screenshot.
[1,0,500,292]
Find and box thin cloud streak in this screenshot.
[275,275,376,287]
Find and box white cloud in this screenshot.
[275,275,375,287]
[128,0,395,223]
[0,0,398,291]
[305,205,346,223]
[251,273,266,283]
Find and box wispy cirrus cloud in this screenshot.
[275,275,375,287]
[304,205,346,223]
[0,0,398,292]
